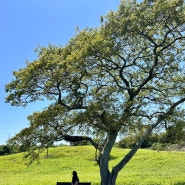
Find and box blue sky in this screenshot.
[0,0,121,145]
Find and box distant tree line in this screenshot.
[69,121,185,151]
[117,120,185,151]
[1,119,184,156]
[64,120,185,151]
[1,120,184,156]
[0,145,11,155]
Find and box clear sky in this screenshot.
[0,0,121,145]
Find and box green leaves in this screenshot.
[6,0,185,122]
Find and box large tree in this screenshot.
[5,0,185,184]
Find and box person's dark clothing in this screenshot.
[72,171,79,185]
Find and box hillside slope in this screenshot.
[0,146,184,185]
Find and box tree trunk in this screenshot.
[107,115,165,185]
[99,115,165,185]
[99,132,117,185]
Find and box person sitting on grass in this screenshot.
[72,171,79,185]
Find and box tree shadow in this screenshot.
[109,154,119,160]
[174,182,185,185]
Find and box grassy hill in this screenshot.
[0,146,185,185]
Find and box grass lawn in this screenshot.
[0,146,184,185]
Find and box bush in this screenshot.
[0,145,11,155]
[118,133,159,149]
[165,141,185,151]
[151,142,165,151]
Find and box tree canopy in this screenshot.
[5,0,185,185]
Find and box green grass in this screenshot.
[0,146,185,185]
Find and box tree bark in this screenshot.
[98,132,117,185]
[111,122,161,185]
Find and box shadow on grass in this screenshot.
[174,182,185,185]
[109,154,118,160]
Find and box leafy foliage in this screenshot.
[0,145,11,156]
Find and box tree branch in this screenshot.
[111,97,185,176]
[62,134,99,149]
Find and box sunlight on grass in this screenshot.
[0,146,184,185]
